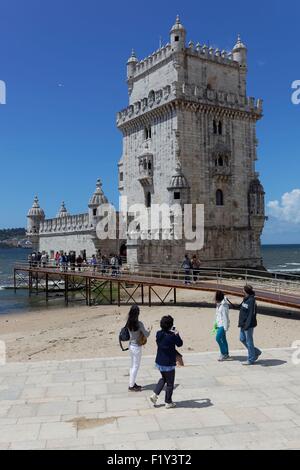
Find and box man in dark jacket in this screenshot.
[239,285,262,365]
[150,315,183,408]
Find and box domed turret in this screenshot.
[88,179,108,226]
[168,161,190,205]
[232,34,247,67]
[27,196,45,234]
[56,201,69,218]
[170,15,186,52]
[127,49,138,80]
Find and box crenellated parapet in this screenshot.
[117,83,263,129]
[39,213,92,235]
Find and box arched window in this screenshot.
[213,120,218,134]
[146,192,151,208]
[218,156,224,167]
[218,121,223,135]
[216,189,224,206]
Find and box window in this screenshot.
[144,126,152,140]
[218,156,224,167]
[216,190,224,206]
[174,192,181,200]
[146,192,151,208]
[93,208,97,216]
[175,36,179,42]
[119,172,123,182]
[213,120,217,134]
[218,121,223,135]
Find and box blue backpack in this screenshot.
[119,326,130,351]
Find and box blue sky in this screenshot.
[0,0,299,243]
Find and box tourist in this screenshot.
[76,254,83,272]
[239,285,262,366]
[126,305,151,392]
[55,251,60,267]
[28,253,32,268]
[110,254,119,276]
[37,252,42,267]
[191,255,201,282]
[150,315,183,409]
[90,254,97,273]
[181,254,192,285]
[41,251,48,268]
[215,291,231,361]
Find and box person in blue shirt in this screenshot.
[150,315,183,409]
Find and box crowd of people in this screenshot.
[122,284,261,408]
[27,250,123,276]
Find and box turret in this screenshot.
[170,15,186,52]
[127,49,138,80]
[27,196,45,252]
[88,178,108,226]
[232,34,247,67]
[56,201,69,218]
[27,196,45,234]
[167,161,190,206]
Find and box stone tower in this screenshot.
[117,16,266,268]
[27,196,45,251]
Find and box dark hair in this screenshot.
[215,291,225,303]
[126,305,140,332]
[244,285,255,296]
[160,315,174,332]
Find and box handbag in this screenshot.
[137,331,147,346]
[119,326,130,351]
[176,350,184,367]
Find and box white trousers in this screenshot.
[129,344,142,387]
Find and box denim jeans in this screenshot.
[154,369,175,404]
[240,328,261,363]
[184,269,191,284]
[216,327,229,357]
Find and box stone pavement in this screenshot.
[0,348,299,450]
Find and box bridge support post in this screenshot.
[174,288,177,304]
[65,275,69,306]
[149,286,152,307]
[46,274,49,302]
[141,284,144,305]
[117,281,120,307]
[13,269,16,293]
[110,281,113,305]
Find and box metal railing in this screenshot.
[14,261,300,300]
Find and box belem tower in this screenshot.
[27,16,266,268]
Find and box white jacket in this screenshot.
[216,297,230,331]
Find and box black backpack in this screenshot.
[119,326,130,351]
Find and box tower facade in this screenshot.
[117,17,266,268]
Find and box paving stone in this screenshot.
[175,435,219,450]
[39,422,77,440]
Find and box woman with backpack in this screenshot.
[150,315,183,409]
[126,305,151,392]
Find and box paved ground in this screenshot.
[0,348,299,450]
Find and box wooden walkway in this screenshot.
[13,265,300,310]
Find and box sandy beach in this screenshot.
[0,288,299,363]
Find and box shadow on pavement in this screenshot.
[230,356,287,367]
[154,398,213,409]
[141,383,180,391]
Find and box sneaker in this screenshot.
[242,361,254,366]
[150,393,158,405]
[255,350,262,361]
[165,402,176,409]
[128,385,142,392]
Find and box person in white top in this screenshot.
[215,291,231,362]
